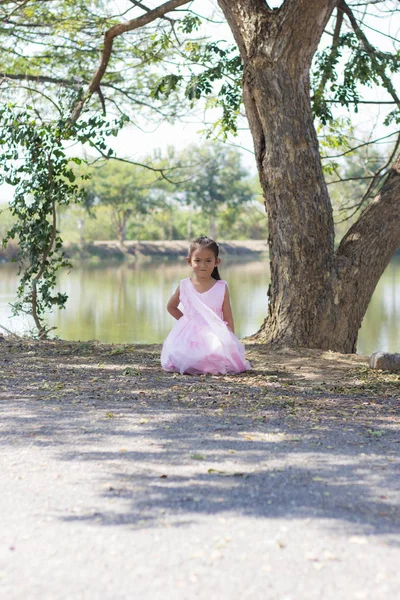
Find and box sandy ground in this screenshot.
[0,339,399,600]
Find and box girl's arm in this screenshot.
[167,285,183,320]
[222,285,235,333]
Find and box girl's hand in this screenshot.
[222,286,235,333]
[167,285,183,320]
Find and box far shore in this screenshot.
[2,239,399,263]
[0,239,269,262]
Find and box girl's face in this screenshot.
[187,247,220,279]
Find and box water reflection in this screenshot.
[0,256,399,355]
[357,256,400,355]
[0,259,269,344]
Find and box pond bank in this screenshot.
[0,240,269,262]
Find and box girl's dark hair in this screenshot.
[188,236,221,280]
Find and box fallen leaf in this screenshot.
[191,453,206,460]
[367,430,385,437]
[207,468,248,478]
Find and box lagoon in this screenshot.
[1,256,399,356]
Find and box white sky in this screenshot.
[108,0,399,166]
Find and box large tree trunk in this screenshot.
[218,0,400,353]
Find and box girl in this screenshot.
[161,236,251,375]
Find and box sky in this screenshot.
[97,0,400,181]
[0,0,399,204]
[108,0,399,168]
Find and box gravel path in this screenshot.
[0,339,399,600]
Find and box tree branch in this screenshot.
[4,82,63,114]
[328,174,377,184]
[0,73,82,86]
[322,129,400,159]
[0,73,175,117]
[322,99,397,105]
[1,0,29,21]
[276,0,338,65]
[340,0,400,107]
[69,0,191,123]
[128,0,176,24]
[336,132,400,222]
[97,86,106,114]
[216,0,272,60]
[336,153,400,279]
[350,1,390,5]
[218,0,338,66]
[89,151,190,186]
[316,7,344,97]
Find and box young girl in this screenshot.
[161,236,251,375]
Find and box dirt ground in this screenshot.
[1,336,398,419]
[1,338,399,599]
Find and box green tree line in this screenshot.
[47,143,266,244]
[0,137,390,249]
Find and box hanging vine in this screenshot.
[0,100,128,337]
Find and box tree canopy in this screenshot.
[1,1,398,139]
[85,160,156,244]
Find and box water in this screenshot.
[1,256,399,355]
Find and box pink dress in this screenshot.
[161,278,251,375]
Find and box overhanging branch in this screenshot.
[336,132,400,222]
[336,152,400,271]
[277,0,338,65]
[316,7,344,97]
[128,0,176,24]
[340,0,400,108]
[69,0,191,123]
[216,0,273,60]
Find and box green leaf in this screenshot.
[191,453,206,460]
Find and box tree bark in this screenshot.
[218,0,400,352]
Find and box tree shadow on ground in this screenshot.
[1,339,399,540]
